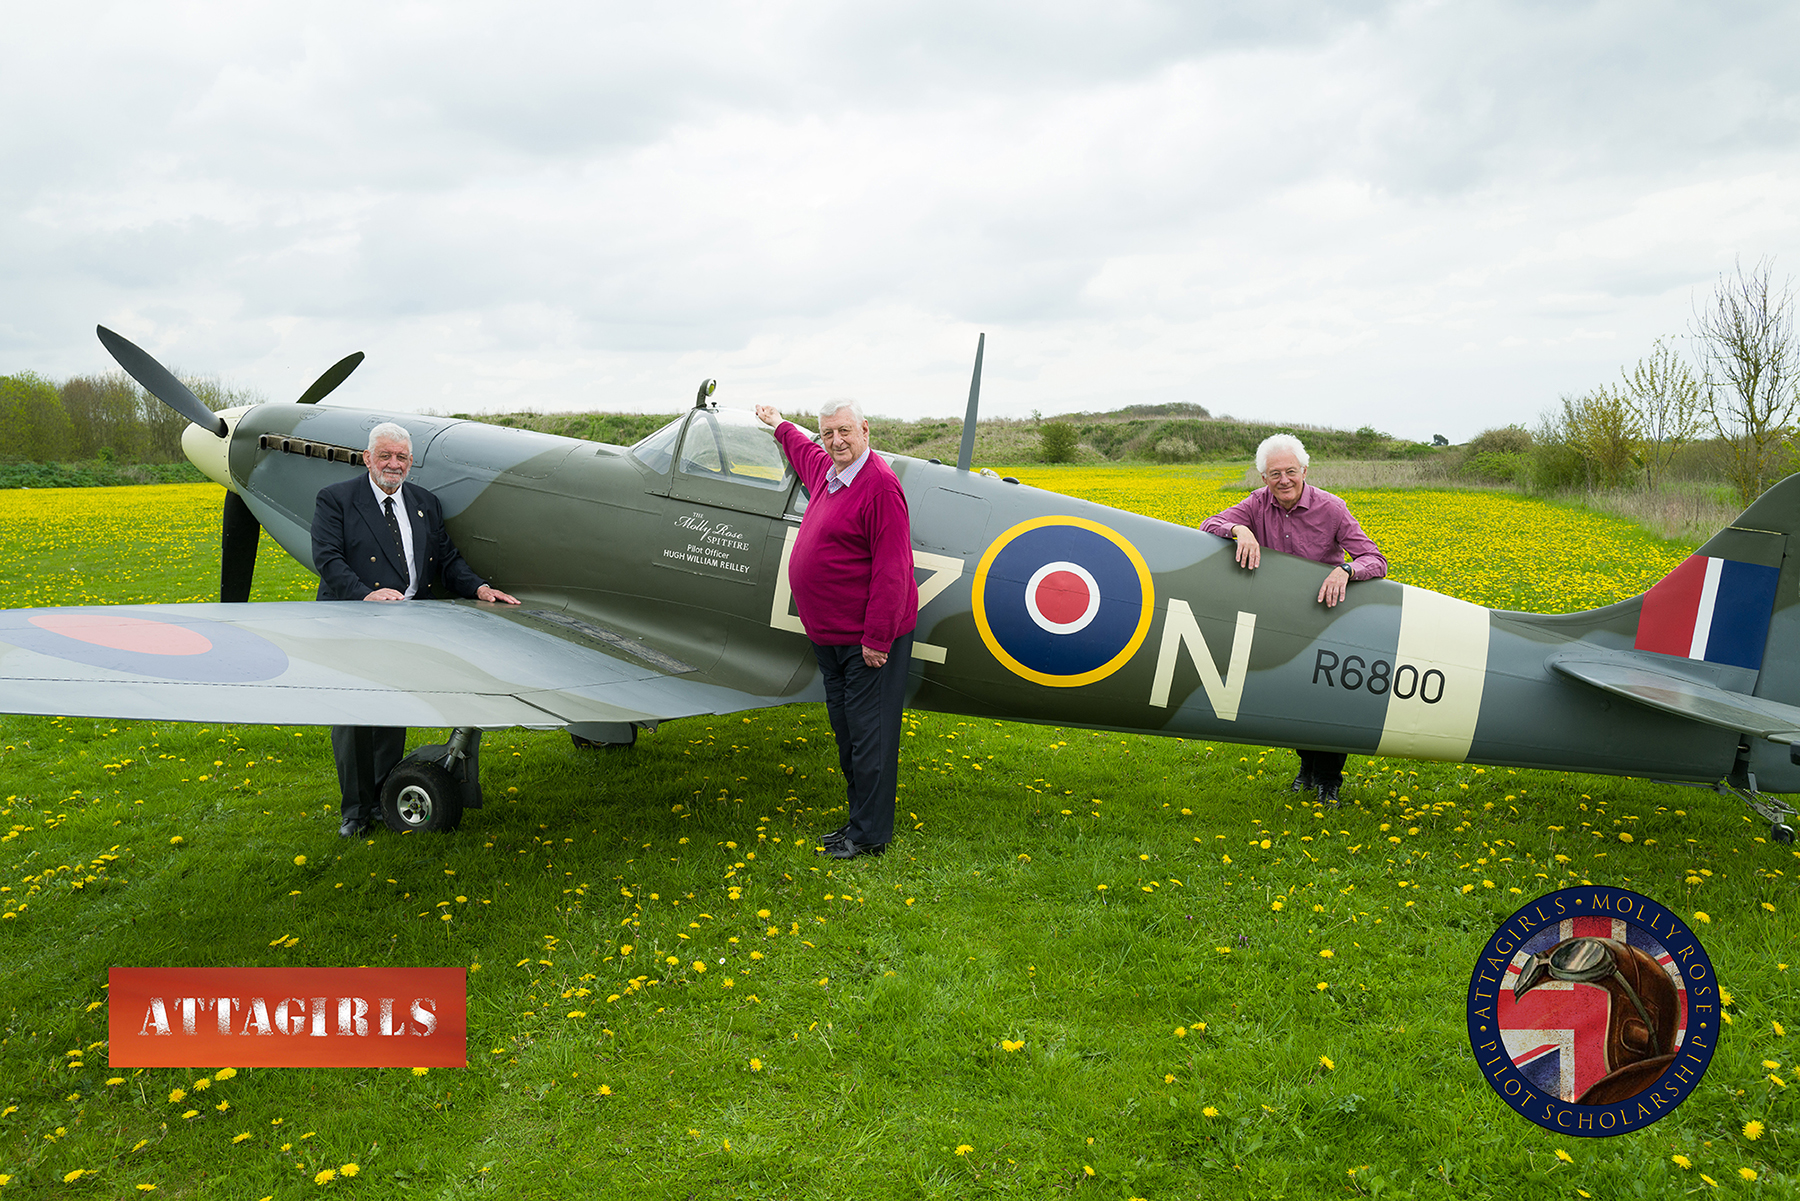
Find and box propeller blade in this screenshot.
[220,490,261,603]
[296,351,365,405]
[96,325,228,438]
[957,331,985,473]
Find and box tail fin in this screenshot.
[1629,477,1796,702]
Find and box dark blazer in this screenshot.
[311,476,487,602]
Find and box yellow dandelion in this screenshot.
[168,1088,186,1103]
[1776,1021,1786,1036]
[340,1164,359,1178]
[1701,1174,1717,1186]
[293,855,307,866]
[1320,1055,1335,1070]
[1671,1154,1691,1169]
[1744,1120,1764,1140]
[1084,1165,1095,1177]
[64,1169,87,1184]
[1203,1106,1219,1118]
[1693,911,1710,923]
[1764,902,1777,913]
[136,1187,157,1193]
[956,1144,973,1156]
[1319,949,1334,958]
[233,1132,252,1143]
[1740,1168,1757,1181]
[1554,1148,1573,1164]
[693,961,706,973]
[314,1167,336,1185]
[1164,1073,1175,1084]
[1174,1026,1187,1038]
[169,835,183,845]
[412,1066,428,1076]
[1316,982,1329,991]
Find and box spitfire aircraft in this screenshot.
[0,327,1796,844]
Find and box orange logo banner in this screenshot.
[109,967,466,1068]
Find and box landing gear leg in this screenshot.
[1717,772,1798,845]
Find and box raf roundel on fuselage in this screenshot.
[971,516,1155,688]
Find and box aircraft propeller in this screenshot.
[96,325,229,438]
[95,326,366,601]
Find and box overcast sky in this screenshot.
[4,1,1798,442]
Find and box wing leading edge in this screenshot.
[0,602,805,729]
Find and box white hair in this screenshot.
[1255,433,1309,475]
[367,422,413,453]
[817,398,865,424]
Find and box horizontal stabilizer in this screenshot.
[1549,647,1800,743]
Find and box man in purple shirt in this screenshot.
[1200,433,1387,803]
[756,399,919,859]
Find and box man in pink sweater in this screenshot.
[756,399,919,859]
[1200,433,1387,803]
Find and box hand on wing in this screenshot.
[1233,526,1261,569]
[364,588,405,602]
[754,404,782,428]
[862,645,889,668]
[477,584,520,605]
[1317,566,1350,608]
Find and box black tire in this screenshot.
[1774,823,1796,846]
[380,761,464,833]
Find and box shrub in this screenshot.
[1039,421,1079,463]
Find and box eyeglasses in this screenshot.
[1262,467,1304,481]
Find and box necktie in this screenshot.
[383,496,407,572]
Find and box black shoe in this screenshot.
[821,837,887,860]
[1289,772,1315,793]
[1318,782,1340,806]
[819,823,851,846]
[339,818,371,837]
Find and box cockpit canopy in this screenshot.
[630,407,793,491]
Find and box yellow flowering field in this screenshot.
[1010,465,1697,613]
[0,472,1787,1198]
[0,484,314,607]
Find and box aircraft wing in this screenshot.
[0,602,798,729]
[1548,647,1800,743]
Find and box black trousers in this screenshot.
[331,725,406,824]
[813,634,912,848]
[1296,748,1346,788]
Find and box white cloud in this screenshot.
[3,0,1798,440]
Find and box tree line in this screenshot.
[0,371,258,464]
[1467,258,1800,505]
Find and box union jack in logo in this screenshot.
[1497,916,1686,1102]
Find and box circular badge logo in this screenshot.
[0,608,289,683]
[971,517,1154,687]
[1467,887,1716,1136]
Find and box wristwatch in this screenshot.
[1338,564,1353,581]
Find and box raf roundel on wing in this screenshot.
[972,517,1155,687]
[0,609,289,683]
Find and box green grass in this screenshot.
[0,485,1795,1199]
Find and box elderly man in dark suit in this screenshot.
[311,421,518,836]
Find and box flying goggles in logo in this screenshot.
[1513,936,1680,1104]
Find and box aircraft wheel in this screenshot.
[380,761,464,833]
[1774,823,1796,846]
